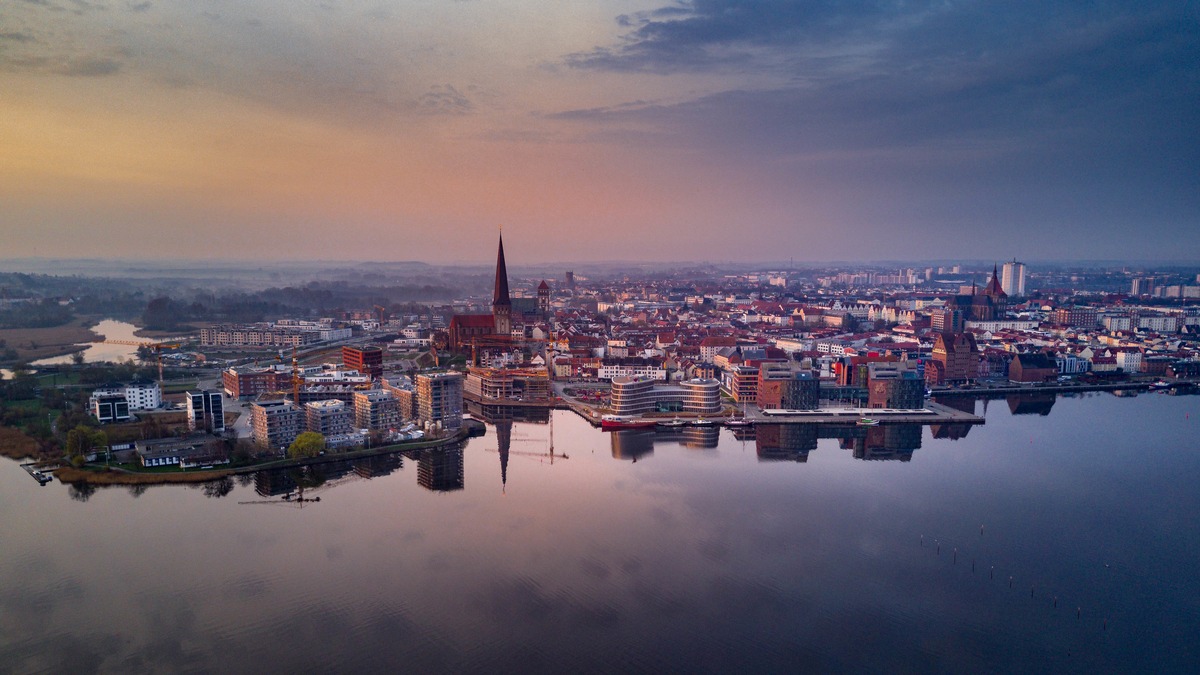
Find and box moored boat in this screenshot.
[857,418,880,427]
[657,418,686,428]
[601,415,658,430]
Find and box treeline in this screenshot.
[141,281,464,329]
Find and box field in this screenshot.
[0,427,42,460]
[0,318,100,363]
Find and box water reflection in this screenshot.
[5,393,1200,672]
[931,396,977,440]
[1007,393,1057,416]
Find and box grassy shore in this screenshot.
[0,317,100,363]
[0,427,41,460]
[50,421,484,486]
[54,465,232,485]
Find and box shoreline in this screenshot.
[51,419,485,487]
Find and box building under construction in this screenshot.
[464,366,552,403]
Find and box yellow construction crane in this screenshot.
[93,339,181,386]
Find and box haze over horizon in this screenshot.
[2,1,1197,264]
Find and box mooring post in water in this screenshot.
[1054,596,1058,608]
[980,525,984,536]
[1009,576,1013,588]
[953,548,957,564]
[990,566,994,579]
[1077,607,1081,619]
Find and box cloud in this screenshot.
[417,84,474,115]
[58,57,121,76]
[0,31,36,43]
[128,1,152,12]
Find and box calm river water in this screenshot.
[2,392,1198,673]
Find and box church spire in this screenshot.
[493,229,511,308]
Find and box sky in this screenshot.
[1,0,1197,264]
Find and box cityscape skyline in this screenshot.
[2,1,1196,263]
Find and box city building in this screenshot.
[756,368,819,410]
[722,365,760,403]
[609,376,721,416]
[417,371,464,431]
[464,367,551,403]
[89,381,162,411]
[305,399,354,436]
[1052,306,1098,328]
[342,346,383,380]
[1009,352,1059,383]
[222,365,289,399]
[353,390,401,431]
[1001,260,1027,297]
[930,332,979,385]
[250,400,303,449]
[185,390,225,433]
[866,363,924,409]
[93,395,131,424]
[930,307,965,334]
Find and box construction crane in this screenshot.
[291,347,304,404]
[93,339,181,386]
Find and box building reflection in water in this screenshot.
[843,424,922,461]
[611,430,655,461]
[417,445,465,492]
[466,402,560,492]
[1006,393,1056,416]
[756,424,818,462]
[930,396,976,440]
[610,425,720,461]
[353,453,403,479]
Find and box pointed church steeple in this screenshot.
[493,230,511,308]
[492,229,512,337]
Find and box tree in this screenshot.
[65,424,107,461]
[288,432,325,459]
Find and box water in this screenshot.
[1,393,1198,673]
[31,319,144,366]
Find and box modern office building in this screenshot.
[609,376,721,416]
[93,396,131,424]
[186,390,225,433]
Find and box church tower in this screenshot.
[492,231,512,338]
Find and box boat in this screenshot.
[657,418,686,428]
[690,418,715,426]
[601,415,658,430]
[725,403,751,427]
[857,418,880,427]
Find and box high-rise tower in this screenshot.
[1001,259,1026,297]
[492,231,512,338]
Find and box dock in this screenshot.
[20,463,54,485]
[746,400,984,426]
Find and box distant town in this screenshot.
[2,243,1198,483]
